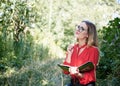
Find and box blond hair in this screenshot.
[82,21,98,47]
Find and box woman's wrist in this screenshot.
[77,73,83,78]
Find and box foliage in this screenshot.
[97,17,120,85]
[0,0,33,70]
[34,0,120,51]
[0,0,120,86]
[0,58,63,86]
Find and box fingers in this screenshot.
[69,67,83,78]
[67,44,74,53]
[75,73,83,78]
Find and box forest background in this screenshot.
[0,0,120,86]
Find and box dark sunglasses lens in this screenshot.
[78,25,80,29]
[81,27,85,31]
[77,25,81,31]
[76,25,85,32]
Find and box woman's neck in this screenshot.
[78,39,86,47]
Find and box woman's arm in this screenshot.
[63,44,74,74]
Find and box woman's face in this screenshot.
[74,22,88,40]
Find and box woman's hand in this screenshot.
[75,72,83,78]
[65,44,74,63]
[69,67,78,74]
[69,67,83,78]
[67,44,74,54]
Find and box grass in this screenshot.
[0,58,70,86]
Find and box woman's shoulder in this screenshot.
[86,46,99,55]
[87,46,99,51]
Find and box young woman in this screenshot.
[63,21,99,86]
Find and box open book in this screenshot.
[57,62,94,73]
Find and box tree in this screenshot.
[97,17,120,85]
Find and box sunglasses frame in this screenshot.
[75,25,86,32]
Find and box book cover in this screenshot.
[57,62,94,73]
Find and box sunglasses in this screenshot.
[75,25,86,32]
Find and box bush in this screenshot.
[0,58,63,86]
[97,17,120,85]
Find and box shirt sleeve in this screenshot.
[79,46,99,85]
[88,47,99,68]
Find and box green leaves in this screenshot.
[0,0,35,70]
[97,17,120,84]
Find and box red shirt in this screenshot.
[63,44,99,85]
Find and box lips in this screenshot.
[75,31,80,35]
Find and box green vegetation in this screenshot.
[0,0,120,86]
[97,17,120,86]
